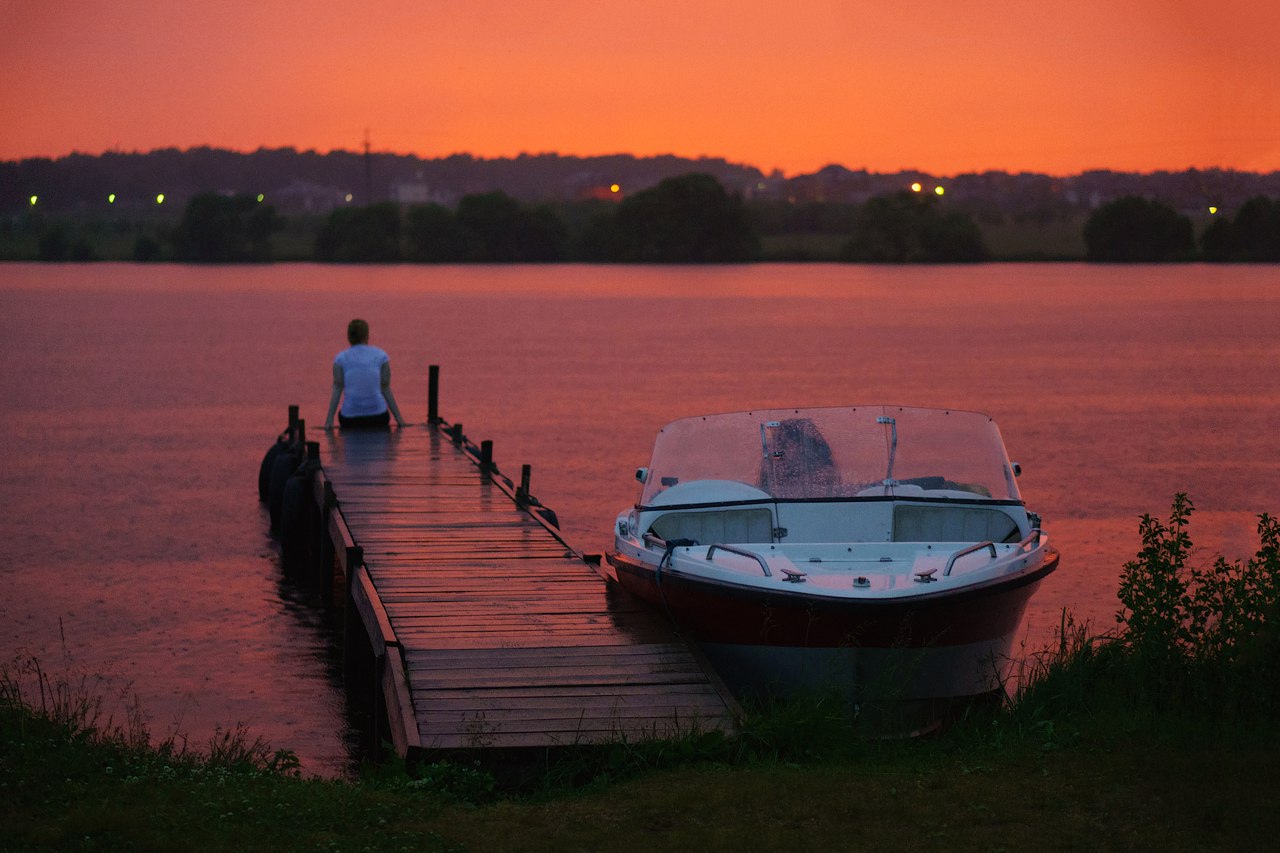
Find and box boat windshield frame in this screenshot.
[637,406,1023,510]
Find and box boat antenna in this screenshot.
[363,127,372,204]
[877,415,898,494]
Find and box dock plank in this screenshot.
[319,424,737,755]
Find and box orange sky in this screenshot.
[4,0,1277,176]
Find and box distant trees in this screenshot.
[841,191,987,262]
[171,192,283,262]
[1201,196,1280,262]
[586,173,759,262]
[316,202,402,262]
[321,192,568,262]
[1083,196,1194,262]
[34,223,96,261]
[404,203,475,261]
[453,192,567,261]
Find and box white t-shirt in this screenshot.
[334,344,389,417]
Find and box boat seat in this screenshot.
[892,505,1019,543]
[649,508,774,545]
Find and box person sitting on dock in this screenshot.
[323,318,407,430]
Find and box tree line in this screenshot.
[131,174,986,264]
[11,173,1278,264]
[1083,195,1280,262]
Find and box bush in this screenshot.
[606,173,759,262]
[404,203,477,261]
[315,202,402,262]
[454,191,567,261]
[1083,196,1194,261]
[841,191,987,262]
[1114,494,1280,709]
[171,192,283,262]
[1201,196,1280,261]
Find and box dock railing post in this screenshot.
[479,440,493,473]
[516,464,532,506]
[428,365,441,424]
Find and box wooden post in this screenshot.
[479,440,493,473]
[296,419,306,448]
[288,404,299,429]
[450,423,463,444]
[427,365,440,424]
[517,464,532,505]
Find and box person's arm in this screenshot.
[380,360,406,427]
[323,362,343,429]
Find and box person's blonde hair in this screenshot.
[347,318,370,345]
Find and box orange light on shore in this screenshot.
[934,185,945,196]
[1208,206,1218,214]
[610,184,620,194]
[910,182,923,192]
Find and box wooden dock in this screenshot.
[269,389,738,758]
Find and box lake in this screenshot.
[2,261,1277,776]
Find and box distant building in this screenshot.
[272,180,350,214]
[391,171,452,206]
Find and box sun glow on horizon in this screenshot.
[2,1,1277,175]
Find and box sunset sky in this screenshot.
[4,0,1277,176]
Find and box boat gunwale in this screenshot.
[607,545,1060,611]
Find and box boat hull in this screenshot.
[607,548,1059,702]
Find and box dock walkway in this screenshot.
[315,421,738,755]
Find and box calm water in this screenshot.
[2,262,1278,776]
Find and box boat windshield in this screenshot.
[639,406,1021,506]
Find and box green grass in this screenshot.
[7,685,1279,852]
[980,216,1088,260]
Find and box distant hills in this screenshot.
[3,147,1278,218]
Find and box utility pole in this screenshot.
[363,127,372,204]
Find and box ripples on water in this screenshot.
[2,262,1277,776]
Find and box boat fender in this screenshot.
[279,467,312,574]
[267,446,303,532]
[258,435,288,503]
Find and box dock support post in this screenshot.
[428,365,441,424]
[479,440,493,473]
[320,480,337,608]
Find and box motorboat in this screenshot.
[606,406,1060,711]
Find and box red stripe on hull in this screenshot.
[607,549,1059,650]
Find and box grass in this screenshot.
[6,494,1279,851]
[8,681,1278,852]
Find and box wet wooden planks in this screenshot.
[320,424,737,753]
